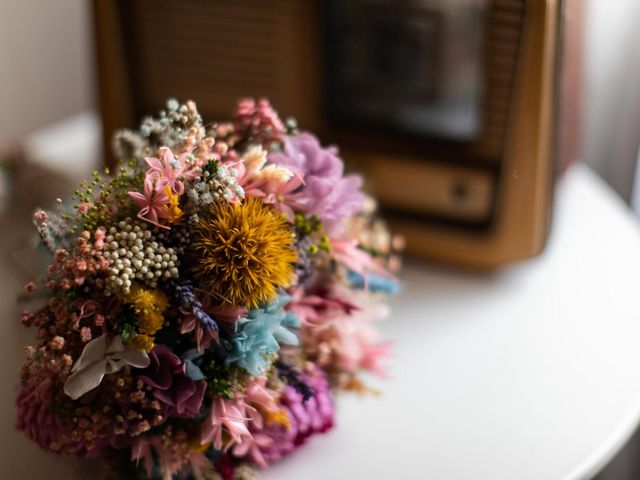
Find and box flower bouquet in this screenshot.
[16,98,401,479]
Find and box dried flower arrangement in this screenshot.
[16,98,401,479]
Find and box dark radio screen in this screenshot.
[325,0,487,141]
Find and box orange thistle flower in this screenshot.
[190,198,297,308]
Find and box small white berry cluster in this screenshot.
[186,163,244,223]
[103,220,179,295]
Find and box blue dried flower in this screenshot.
[347,270,400,294]
[181,348,205,381]
[225,294,299,376]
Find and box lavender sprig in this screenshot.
[173,281,219,334]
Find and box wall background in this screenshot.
[0,0,93,145]
[582,0,640,203]
[1,0,640,205]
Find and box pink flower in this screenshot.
[257,173,307,220]
[180,315,218,351]
[201,397,251,451]
[294,285,391,377]
[242,365,335,467]
[180,292,245,350]
[244,377,280,429]
[287,286,357,329]
[76,202,93,214]
[145,147,192,195]
[128,176,171,229]
[132,435,214,479]
[330,238,390,277]
[234,146,307,219]
[231,377,281,468]
[232,432,274,468]
[234,98,285,147]
[49,336,65,350]
[33,210,48,223]
[94,227,106,249]
[80,327,92,342]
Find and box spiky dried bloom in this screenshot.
[191,198,297,308]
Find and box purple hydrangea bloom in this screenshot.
[269,133,365,235]
[136,345,206,419]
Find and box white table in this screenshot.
[2,163,640,479]
[263,164,640,480]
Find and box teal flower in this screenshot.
[225,294,299,376]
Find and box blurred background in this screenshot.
[2,0,640,265]
[1,0,640,478]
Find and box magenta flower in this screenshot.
[16,380,68,451]
[128,176,171,228]
[248,365,335,466]
[16,379,107,458]
[136,345,206,418]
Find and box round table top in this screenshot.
[2,164,640,480]
[263,164,640,480]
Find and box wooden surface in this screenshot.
[391,0,559,268]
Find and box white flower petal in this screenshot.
[106,335,126,354]
[70,333,108,373]
[111,348,150,370]
[63,359,108,400]
[64,335,149,399]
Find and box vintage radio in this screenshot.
[94,0,574,268]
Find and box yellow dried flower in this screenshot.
[191,197,297,308]
[265,408,291,429]
[126,284,168,336]
[128,284,168,312]
[163,186,184,224]
[130,334,155,352]
[138,310,164,336]
[189,440,212,453]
